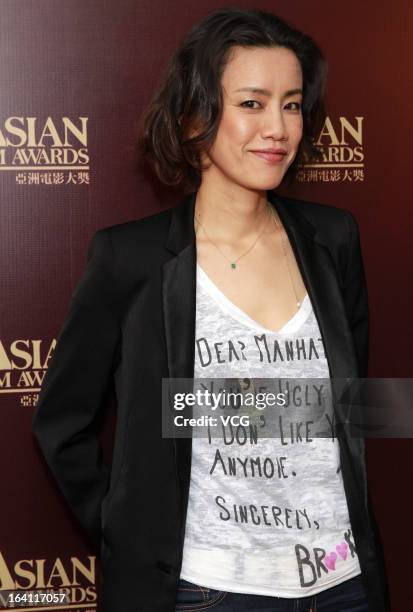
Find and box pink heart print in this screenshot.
[336,541,348,560]
[325,552,337,570]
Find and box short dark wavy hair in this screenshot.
[136,7,328,191]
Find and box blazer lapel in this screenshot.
[268,191,359,380]
[162,189,359,545]
[162,192,197,532]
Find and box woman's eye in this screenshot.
[240,100,302,111]
[285,102,302,111]
[240,100,261,109]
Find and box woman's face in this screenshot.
[202,45,303,191]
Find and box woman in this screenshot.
[32,7,390,612]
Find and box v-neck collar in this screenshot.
[196,262,311,335]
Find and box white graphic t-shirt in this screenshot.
[179,263,361,597]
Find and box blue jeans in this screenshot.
[174,574,369,611]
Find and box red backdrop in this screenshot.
[0,0,411,609]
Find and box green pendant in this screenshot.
[231,262,236,269]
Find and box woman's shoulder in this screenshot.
[99,204,174,244]
[276,193,358,246]
[278,193,352,223]
[84,204,179,295]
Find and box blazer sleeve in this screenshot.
[342,210,370,378]
[32,228,121,548]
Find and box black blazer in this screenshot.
[32,190,390,611]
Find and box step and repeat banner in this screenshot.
[0,0,410,610]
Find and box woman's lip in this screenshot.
[250,151,287,163]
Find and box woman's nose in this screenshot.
[261,107,288,141]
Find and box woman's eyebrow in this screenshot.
[233,87,303,97]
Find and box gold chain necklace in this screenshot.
[195,203,301,308]
[195,205,271,270]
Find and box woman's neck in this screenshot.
[194,184,273,243]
